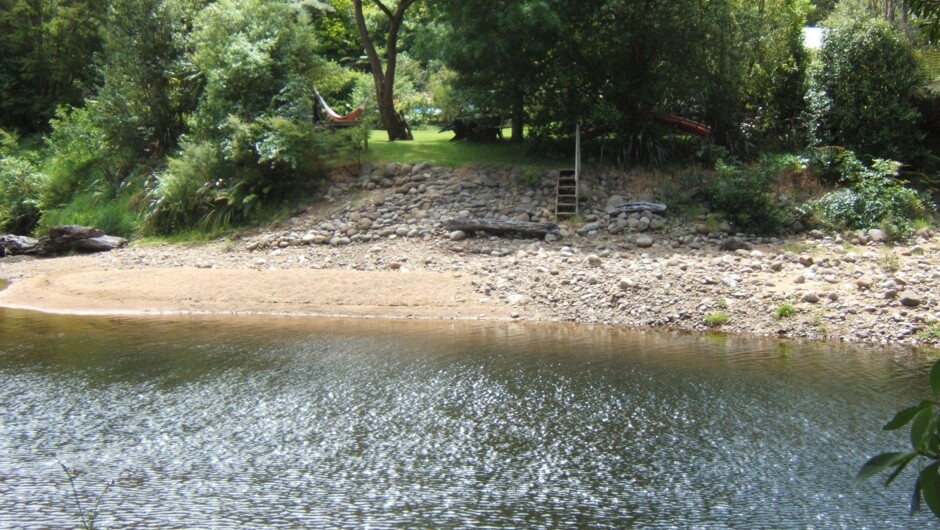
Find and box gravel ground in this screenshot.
[2,162,938,348]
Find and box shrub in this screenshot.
[857,358,940,519]
[42,105,135,208]
[139,0,331,235]
[144,119,331,235]
[805,4,924,163]
[806,152,933,238]
[0,151,44,235]
[701,157,796,235]
[143,140,221,235]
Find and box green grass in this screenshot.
[704,311,730,327]
[38,192,140,239]
[775,303,797,319]
[357,127,558,168]
[920,324,940,342]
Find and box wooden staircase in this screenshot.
[555,169,578,218]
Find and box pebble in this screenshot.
[48,162,938,349]
[899,292,922,308]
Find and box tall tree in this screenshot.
[0,0,106,132]
[352,0,416,140]
[439,0,560,142]
[908,0,940,41]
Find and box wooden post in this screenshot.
[575,123,581,217]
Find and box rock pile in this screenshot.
[228,163,940,347]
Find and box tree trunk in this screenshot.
[352,0,416,141]
[511,88,524,143]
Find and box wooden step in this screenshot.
[555,168,579,218]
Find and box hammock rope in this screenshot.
[314,88,370,125]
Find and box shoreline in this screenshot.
[2,163,939,349]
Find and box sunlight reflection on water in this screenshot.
[0,311,935,529]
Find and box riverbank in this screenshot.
[1,163,938,348]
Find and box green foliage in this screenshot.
[0,130,45,234]
[880,250,902,274]
[920,324,940,342]
[806,152,933,238]
[305,0,362,64]
[775,303,797,319]
[907,0,940,43]
[857,358,940,519]
[96,0,197,158]
[145,118,328,235]
[39,191,140,238]
[438,0,810,157]
[141,0,331,235]
[806,3,924,163]
[42,105,135,208]
[701,157,795,234]
[188,0,321,134]
[144,140,222,235]
[704,312,730,327]
[0,0,106,132]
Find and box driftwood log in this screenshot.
[0,225,127,257]
[0,234,40,256]
[446,217,559,238]
[607,201,667,216]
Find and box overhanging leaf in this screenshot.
[931,359,940,397]
[884,452,919,487]
[911,406,935,452]
[919,462,940,518]
[912,476,923,516]
[856,452,909,483]
[884,402,931,431]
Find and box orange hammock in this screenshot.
[314,88,370,125]
[646,112,711,137]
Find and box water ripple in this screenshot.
[0,312,934,528]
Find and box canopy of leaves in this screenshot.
[437,0,810,156]
[0,0,106,132]
[805,3,924,163]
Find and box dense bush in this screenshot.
[700,156,800,235]
[146,118,329,234]
[805,151,933,238]
[0,130,44,234]
[0,0,106,132]
[143,0,334,234]
[143,140,220,234]
[805,4,924,163]
[42,105,136,208]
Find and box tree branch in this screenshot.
[352,0,384,87]
[372,0,393,19]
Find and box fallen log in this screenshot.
[608,201,667,216]
[0,225,127,257]
[445,217,559,238]
[0,234,41,256]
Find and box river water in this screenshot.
[0,307,936,529]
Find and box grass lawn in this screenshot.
[358,127,562,168]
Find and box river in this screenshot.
[0,308,935,528]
